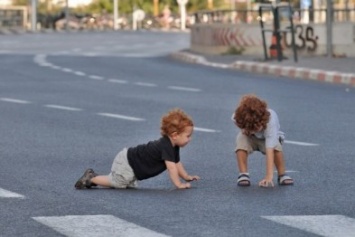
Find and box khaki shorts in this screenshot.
[108,148,138,188]
[235,132,283,154]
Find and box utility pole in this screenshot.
[207,0,213,10]
[31,0,37,31]
[64,0,69,31]
[326,0,333,57]
[177,0,188,30]
[154,0,159,16]
[113,0,119,30]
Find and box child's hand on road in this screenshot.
[258,178,274,188]
[178,183,191,189]
[186,175,200,182]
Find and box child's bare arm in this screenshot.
[165,161,191,189]
[259,148,275,187]
[176,162,200,181]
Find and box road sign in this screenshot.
[133,9,145,21]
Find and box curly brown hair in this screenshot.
[160,108,194,136]
[234,94,270,136]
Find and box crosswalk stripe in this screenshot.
[261,215,355,237]
[0,188,25,198]
[33,215,170,237]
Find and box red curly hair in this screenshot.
[160,108,194,136]
[234,94,270,136]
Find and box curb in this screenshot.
[170,51,355,88]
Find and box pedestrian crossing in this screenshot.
[262,215,355,237]
[2,186,355,236]
[32,215,170,237]
[0,187,25,198]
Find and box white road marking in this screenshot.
[33,215,170,237]
[108,79,128,84]
[168,86,201,92]
[0,98,31,104]
[44,105,83,111]
[97,113,145,122]
[134,82,157,87]
[89,75,104,80]
[194,127,220,133]
[261,215,355,237]
[0,188,25,198]
[62,68,73,73]
[274,170,299,173]
[38,62,52,67]
[284,140,319,146]
[82,52,97,57]
[74,71,86,76]
[50,65,61,70]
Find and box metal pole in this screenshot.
[113,0,119,30]
[180,3,186,30]
[154,0,159,17]
[31,0,37,31]
[65,0,69,31]
[326,0,333,57]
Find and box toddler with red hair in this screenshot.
[75,108,199,190]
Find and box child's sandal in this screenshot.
[278,174,294,185]
[237,174,251,187]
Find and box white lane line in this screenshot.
[194,127,220,133]
[38,62,52,67]
[284,140,319,146]
[97,113,145,122]
[44,105,83,111]
[108,79,128,84]
[89,75,104,80]
[33,215,170,237]
[0,188,25,198]
[74,71,86,76]
[82,52,97,57]
[50,65,61,70]
[167,86,201,92]
[134,82,157,87]
[274,170,299,173]
[0,98,31,104]
[262,215,355,237]
[62,68,73,73]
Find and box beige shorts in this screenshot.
[235,132,282,154]
[108,148,138,188]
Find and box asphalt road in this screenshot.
[0,31,354,237]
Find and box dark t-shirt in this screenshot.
[127,136,180,180]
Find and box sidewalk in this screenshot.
[171,50,355,88]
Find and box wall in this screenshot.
[190,22,355,57]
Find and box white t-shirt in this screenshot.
[254,109,285,148]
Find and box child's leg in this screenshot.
[236,149,251,186]
[236,149,248,173]
[91,175,112,188]
[274,150,286,175]
[274,150,293,185]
